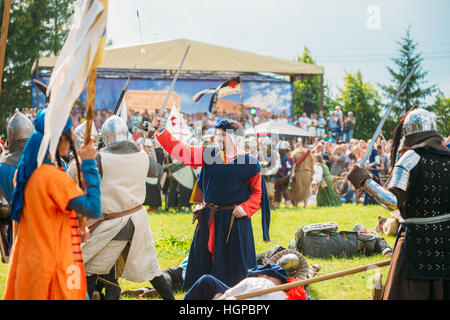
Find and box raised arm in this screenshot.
[153,117,204,167]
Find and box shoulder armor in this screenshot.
[388,150,420,191]
[395,149,421,171]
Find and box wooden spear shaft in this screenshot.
[222,259,391,300]
[0,0,11,94]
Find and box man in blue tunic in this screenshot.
[0,111,34,262]
[152,117,270,291]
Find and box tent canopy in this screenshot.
[36,38,324,76]
[245,119,314,138]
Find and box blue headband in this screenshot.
[247,263,290,284]
[10,110,72,222]
[215,119,243,136]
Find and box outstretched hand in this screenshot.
[151,116,163,132]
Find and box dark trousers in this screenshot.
[184,275,230,300]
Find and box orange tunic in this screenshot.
[4,164,86,300]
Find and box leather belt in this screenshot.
[88,204,144,233]
[193,202,237,244]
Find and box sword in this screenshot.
[157,44,191,117]
[360,63,419,168]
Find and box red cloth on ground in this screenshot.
[285,277,308,300]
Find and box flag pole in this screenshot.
[81,0,109,238]
[0,0,11,95]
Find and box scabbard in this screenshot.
[226,215,235,244]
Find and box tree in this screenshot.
[335,70,382,141]
[429,90,450,137]
[292,46,333,116]
[380,26,436,120]
[0,0,76,134]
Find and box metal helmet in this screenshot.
[403,107,437,136]
[73,121,99,149]
[100,115,129,146]
[277,140,291,151]
[276,253,300,275]
[6,111,34,145]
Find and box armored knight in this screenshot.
[80,115,174,300]
[348,106,450,300]
[0,111,34,263]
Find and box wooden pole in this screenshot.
[0,0,11,94]
[222,259,391,300]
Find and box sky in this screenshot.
[105,0,450,106]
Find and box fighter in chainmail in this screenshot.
[0,111,34,263]
[348,106,450,300]
[80,115,174,300]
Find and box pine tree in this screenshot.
[380,26,436,119]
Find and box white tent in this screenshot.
[245,119,314,138]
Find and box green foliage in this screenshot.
[335,70,382,141]
[429,90,450,137]
[380,26,436,120]
[292,46,334,116]
[154,234,190,256]
[0,0,76,134]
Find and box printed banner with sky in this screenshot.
[32,77,293,116]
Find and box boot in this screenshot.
[150,275,175,300]
[372,272,384,300]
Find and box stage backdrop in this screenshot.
[32,76,293,116]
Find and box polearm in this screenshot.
[113,66,136,115]
[157,44,191,117]
[360,64,419,167]
[220,259,391,300]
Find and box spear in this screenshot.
[219,259,391,300]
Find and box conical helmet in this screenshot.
[7,111,34,145]
[100,115,129,146]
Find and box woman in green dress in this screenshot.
[311,154,342,207]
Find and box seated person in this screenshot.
[336,172,355,203]
[183,263,310,300]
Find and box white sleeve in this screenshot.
[312,164,323,184]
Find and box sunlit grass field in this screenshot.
[0,203,395,300]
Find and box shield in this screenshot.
[168,162,195,190]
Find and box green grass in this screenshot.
[0,204,395,300]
